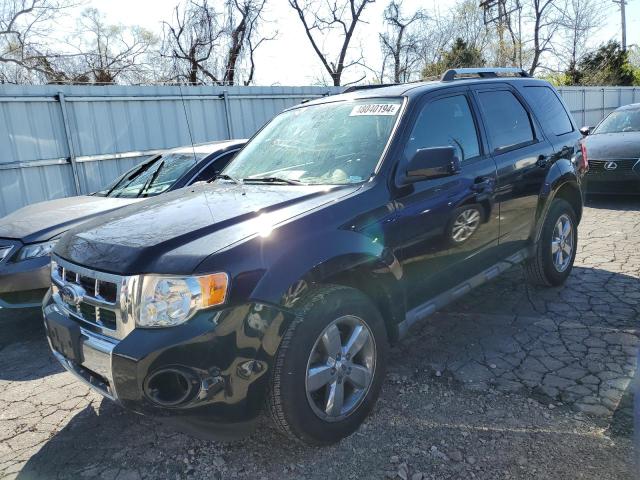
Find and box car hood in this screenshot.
[0,195,141,244]
[585,132,640,159]
[55,182,362,275]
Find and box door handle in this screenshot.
[471,176,492,192]
[536,155,549,168]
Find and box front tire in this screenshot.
[267,285,388,445]
[525,198,578,286]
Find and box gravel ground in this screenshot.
[1,195,638,480]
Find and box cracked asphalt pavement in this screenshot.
[1,196,638,479]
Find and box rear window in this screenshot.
[477,90,535,152]
[524,86,573,136]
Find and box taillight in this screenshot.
[579,142,589,172]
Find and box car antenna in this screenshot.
[178,82,198,164]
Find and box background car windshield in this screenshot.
[223,98,402,185]
[594,109,640,134]
[98,152,204,198]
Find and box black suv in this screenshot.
[44,68,586,445]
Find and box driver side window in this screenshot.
[405,95,480,163]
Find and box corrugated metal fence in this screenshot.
[0,85,341,217]
[556,86,640,129]
[0,85,638,217]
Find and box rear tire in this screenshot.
[525,198,578,286]
[267,285,388,445]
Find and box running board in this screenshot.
[397,249,529,339]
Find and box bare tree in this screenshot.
[379,0,427,83]
[558,0,607,78]
[524,0,566,75]
[0,0,75,83]
[68,8,158,84]
[288,0,375,86]
[415,8,455,77]
[163,0,272,86]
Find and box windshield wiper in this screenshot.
[212,173,242,185]
[242,176,304,185]
[137,161,164,198]
[106,156,160,198]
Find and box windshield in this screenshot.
[223,98,403,185]
[594,109,640,134]
[97,152,204,198]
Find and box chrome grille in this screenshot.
[51,255,135,340]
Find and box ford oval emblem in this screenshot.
[61,284,85,306]
[604,161,618,171]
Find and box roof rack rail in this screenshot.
[440,67,530,82]
[342,83,398,93]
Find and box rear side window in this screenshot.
[524,86,573,136]
[405,95,480,162]
[477,90,534,152]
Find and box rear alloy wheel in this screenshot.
[525,198,578,286]
[551,213,574,273]
[267,285,388,445]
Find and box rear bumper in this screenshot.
[0,255,50,308]
[43,292,294,440]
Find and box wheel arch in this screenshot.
[532,161,583,244]
[250,230,406,344]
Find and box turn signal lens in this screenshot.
[137,272,230,328]
[199,273,229,307]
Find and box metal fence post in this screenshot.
[57,92,82,195]
[222,91,233,139]
[618,88,622,109]
[582,89,586,126]
[601,88,605,120]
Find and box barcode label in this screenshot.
[349,104,400,116]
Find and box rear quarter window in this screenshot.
[477,90,535,152]
[523,86,574,136]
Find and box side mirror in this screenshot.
[579,126,592,136]
[405,146,461,182]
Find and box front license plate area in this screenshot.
[47,316,83,363]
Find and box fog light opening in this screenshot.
[144,368,196,407]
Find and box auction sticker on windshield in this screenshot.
[350,103,400,116]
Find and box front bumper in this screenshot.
[586,177,640,195]
[43,291,294,440]
[0,254,50,309]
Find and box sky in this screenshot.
[82,0,640,86]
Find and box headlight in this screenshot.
[137,273,229,328]
[16,239,58,261]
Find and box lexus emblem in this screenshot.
[60,284,85,306]
[604,161,618,171]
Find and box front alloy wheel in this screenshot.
[305,315,376,421]
[267,285,388,445]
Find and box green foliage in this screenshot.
[542,72,570,87]
[564,41,636,86]
[421,38,485,79]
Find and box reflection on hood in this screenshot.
[55,182,361,275]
